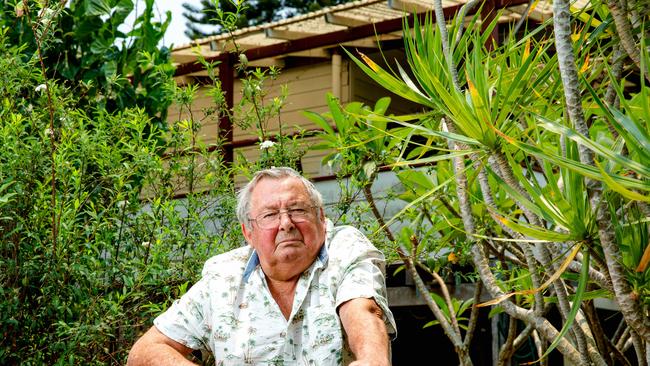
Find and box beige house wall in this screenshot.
[167,59,350,183]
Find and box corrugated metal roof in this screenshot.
[174,0,387,50]
[171,0,590,66]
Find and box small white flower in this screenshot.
[441,118,448,132]
[35,84,47,93]
[141,241,150,248]
[39,7,55,21]
[116,200,129,209]
[259,140,276,150]
[44,128,54,137]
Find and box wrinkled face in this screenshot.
[242,176,326,281]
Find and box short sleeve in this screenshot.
[153,277,211,351]
[330,227,397,335]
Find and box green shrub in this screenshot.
[0,23,241,364]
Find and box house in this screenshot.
[166,0,548,183]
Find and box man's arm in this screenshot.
[127,326,197,366]
[338,297,390,366]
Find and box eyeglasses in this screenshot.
[249,206,317,229]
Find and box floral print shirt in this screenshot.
[154,219,396,365]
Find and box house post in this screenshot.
[218,53,235,165]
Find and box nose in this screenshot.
[278,210,296,231]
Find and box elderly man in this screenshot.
[128,167,395,365]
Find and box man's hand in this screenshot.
[338,297,391,366]
[127,326,197,366]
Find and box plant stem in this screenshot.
[362,181,395,242]
[427,262,462,335]
[25,0,59,255]
[497,315,517,366]
[463,280,482,348]
[433,0,461,90]
[607,0,649,83]
[604,44,624,114]
[475,158,545,315]
[595,195,650,341]
[403,255,471,365]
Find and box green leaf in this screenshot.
[112,0,135,25]
[343,48,435,108]
[90,37,113,55]
[86,0,112,16]
[392,265,406,277]
[581,74,650,163]
[457,298,474,316]
[537,117,650,177]
[610,107,650,162]
[430,292,449,315]
[103,60,117,78]
[374,97,391,115]
[382,171,460,232]
[423,320,441,328]
[494,214,579,241]
[303,110,335,135]
[486,166,555,225]
[488,306,505,318]
[389,151,473,168]
[397,170,435,191]
[503,137,650,191]
[540,248,590,360]
[382,115,484,147]
[545,289,612,303]
[595,160,650,202]
[326,93,348,133]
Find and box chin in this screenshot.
[276,246,308,260]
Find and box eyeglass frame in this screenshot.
[248,205,320,229]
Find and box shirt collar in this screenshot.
[242,221,331,283]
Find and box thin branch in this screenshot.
[433,0,461,90]
[463,280,482,348]
[532,330,546,366]
[497,315,518,365]
[628,332,645,366]
[403,256,464,346]
[22,0,67,256]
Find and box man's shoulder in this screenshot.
[201,245,253,277]
[328,224,370,246]
[326,223,378,257]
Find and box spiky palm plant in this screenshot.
[327,1,649,365]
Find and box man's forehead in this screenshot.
[250,176,311,205]
[254,176,305,190]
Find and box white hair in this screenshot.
[236,167,323,229]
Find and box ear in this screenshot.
[319,207,326,228]
[241,222,253,245]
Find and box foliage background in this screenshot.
[1,0,648,365]
[0,1,243,364]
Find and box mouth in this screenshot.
[276,238,303,246]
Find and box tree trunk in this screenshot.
[553,0,593,166]
[595,196,650,341]
[607,0,648,82]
